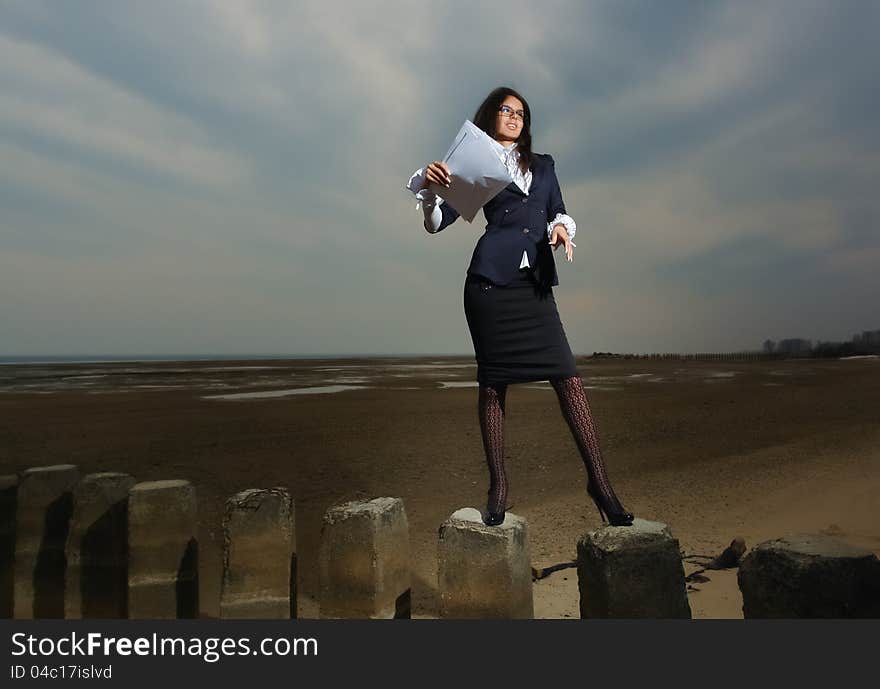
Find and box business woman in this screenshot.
[407,86,634,528]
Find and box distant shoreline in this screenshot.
[0,354,475,365]
[3,351,876,366]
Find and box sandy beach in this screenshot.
[1,355,878,618]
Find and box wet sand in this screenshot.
[1,356,878,618]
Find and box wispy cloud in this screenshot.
[1,0,877,355]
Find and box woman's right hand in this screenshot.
[424,161,451,189]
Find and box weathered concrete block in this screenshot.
[221,488,296,619]
[128,480,198,619]
[13,464,80,619]
[65,472,137,619]
[319,497,410,619]
[577,518,691,618]
[437,508,533,619]
[738,533,880,618]
[0,474,17,618]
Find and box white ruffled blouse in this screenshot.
[406,140,576,269]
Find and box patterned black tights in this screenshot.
[549,375,629,517]
[478,383,508,516]
[479,376,630,520]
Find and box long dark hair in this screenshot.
[472,86,533,174]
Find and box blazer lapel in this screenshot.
[506,154,545,196]
[532,154,546,192]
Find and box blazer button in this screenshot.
[522,228,529,234]
[521,198,527,204]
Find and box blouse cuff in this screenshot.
[547,213,577,242]
[406,167,440,210]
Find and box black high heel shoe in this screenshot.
[483,491,510,526]
[587,483,634,526]
[483,510,505,526]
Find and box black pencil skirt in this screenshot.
[463,268,579,386]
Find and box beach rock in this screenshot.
[707,537,746,569]
[577,518,692,618]
[319,497,410,619]
[738,533,880,618]
[14,465,80,618]
[437,508,533,619]
[65,472,136,619]
[127,480,198,619]
[0,474,18,618]
[221,488,296,619]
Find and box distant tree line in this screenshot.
[763,329,880,358]
[587,328,880,360]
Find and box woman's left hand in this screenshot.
[549,225,576,263]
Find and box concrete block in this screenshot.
[319,497,410,619]
[221,488,296,619]
[65,472,137,619]
[738,533,880,618]
[0,474,17,618]
[577,518,691,618]
[13,464,80,619]
[437,508,533,619]
[128,480,198,619]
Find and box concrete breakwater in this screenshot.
[1,464,877,619]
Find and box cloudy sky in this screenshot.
[1,0,877,357]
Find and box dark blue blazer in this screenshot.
[432,152,567,289]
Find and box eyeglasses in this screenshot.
[498,105,525,121]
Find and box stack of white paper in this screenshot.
[427,120,513,222]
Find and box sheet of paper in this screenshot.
[427,120,513,222]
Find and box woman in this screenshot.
[406,86,634,528]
